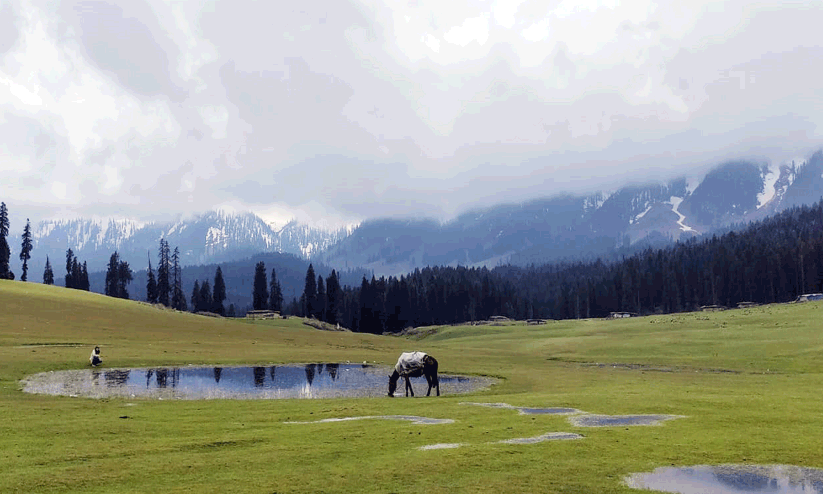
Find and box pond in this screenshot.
[21,364,496,400]
[626,464,823,494]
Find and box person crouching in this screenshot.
[89,346,102,367]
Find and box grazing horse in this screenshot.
[388,351,440,397]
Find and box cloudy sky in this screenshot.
[1,0,822,230]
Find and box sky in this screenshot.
[1,0,822,232]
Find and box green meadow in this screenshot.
[2,279,823,493]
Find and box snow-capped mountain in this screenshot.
[29,211,352,275]
[320,151,823,274]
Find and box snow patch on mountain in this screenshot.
[757,163,781,209]
[630,205,652,225]
[668,197,696,232]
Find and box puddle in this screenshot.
[626,464,823,493]
[21,364,495,400]
[569,414,683,427]
[461,402,583,415]
[496,432,583,444]
[419,443,464,450]
[285,415,454,425]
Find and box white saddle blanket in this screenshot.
[395,351,428,376]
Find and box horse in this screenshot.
[388,351,439,397]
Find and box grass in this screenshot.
[2,279,823,493]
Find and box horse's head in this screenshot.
[388,372,399,397]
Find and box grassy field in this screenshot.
[2,279,823,493]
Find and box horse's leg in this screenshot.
[426,374,433,396]
[405,376,414,397]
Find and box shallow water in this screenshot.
[625,465,823,493]
[21,364,495,400]
[569,414,683,427]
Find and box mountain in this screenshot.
[18,150,823,281]
[319,151,823,274]
[27,211,351,278]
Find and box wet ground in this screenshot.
[285,415,455,425]
[626,464,823,493]
[569,414,684,427]
[21,364,496,400]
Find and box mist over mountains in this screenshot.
[10,151,823,285]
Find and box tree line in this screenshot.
[7,197,823,329]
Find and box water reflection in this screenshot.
[23,364,495,400]
[626,465,823,493]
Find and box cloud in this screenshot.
[0,0,822,231]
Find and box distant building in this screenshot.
[794,293,823,303]
[700,305,726,312]
[737,301,758,309]
[526,319,547,325]
[246,310,280,320]
[609,312,637,319]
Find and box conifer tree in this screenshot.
[105,252,120,296]
[117,258,132,299]
[65,249,74,288]
[19,218,32,281]
[157,239,170,306]
[303,264,317,318]
[171,247,186,311]
[191,280,201,312]
[326,269,341,324]
[80,261,89,291]
[43,256,54,285]
[0,202,13,280]
[199,280,212,312]
[146,253,158,303]
[268,268,283,312]
[252,261,268,310]
[212,266,226,315]
[316,275,326,321]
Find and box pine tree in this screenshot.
[326,269,341,324]
[268,268,283,312]
[212,266,226,315]
[0,202,12,280]
[19,218,32,281]
[157,239,170,306]
[146,253,158,303]
[171,247,186,311]
[252,261,268,310]
[199,280,212,312]
[80,261,89,291]
[227,304,236,317]
[191,280,201,312]
[316,275,326,321]
[117,259,133,299]
[43,256,54,285]
[303,264,317,318]
[65,249,74,288]
[105,252,120,296]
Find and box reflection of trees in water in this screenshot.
[269,366,276,381]
[104,370,130,387]
[304,364,316,386]
[253,367,265,387]
[156,369,168,387]
[149,368,179,388]
[326,363,339,381]
[213,367,222,383]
